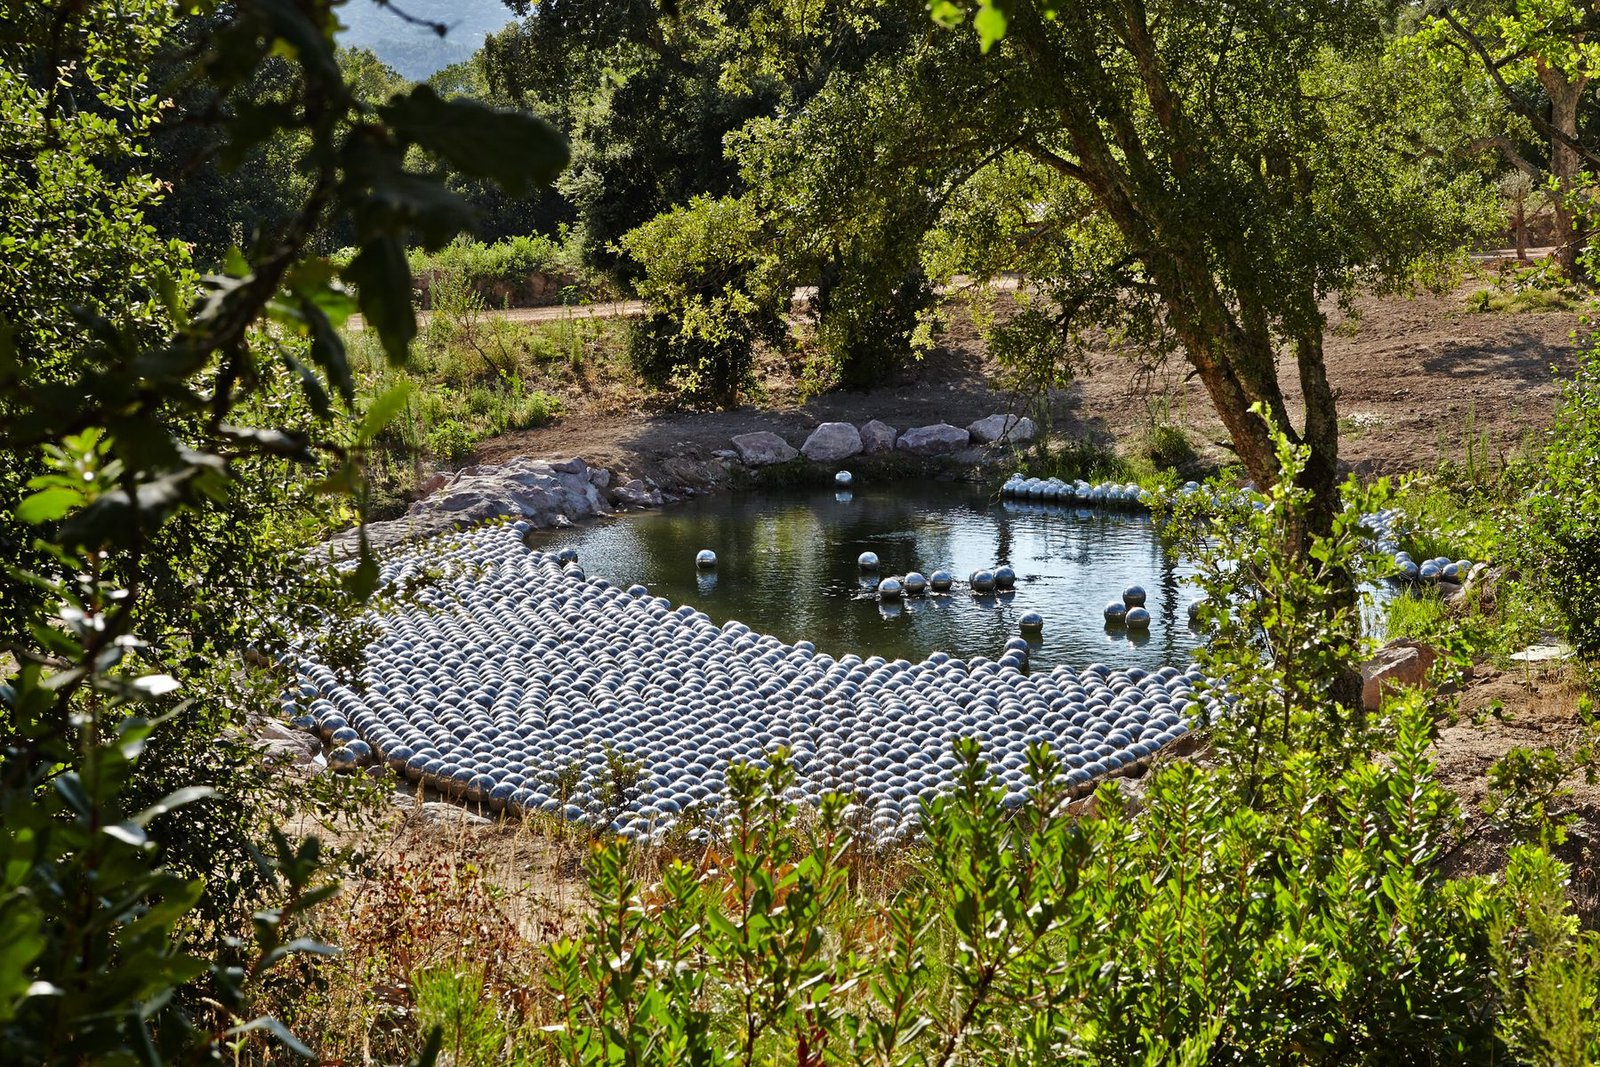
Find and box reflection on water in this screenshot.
[528,483,1206,673]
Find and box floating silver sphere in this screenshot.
[929,569,953,592]
[1125,606,1151,629]
[1019,612,1044,632]
[970,569,997,593]
[1104,601,1128,624]
[1122,584,1147,606]
[1419,561,1441,582]
[1397,560,1420,582]
[994,565,1016,589]
[835,470,853,486]
[903,571,928,595]
[556,547,579,564]
[696,549,717,569]
[858,551,880,571]
[877,576,905,600]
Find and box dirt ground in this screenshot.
[476,284,1582,491]
[432,283,1600,920]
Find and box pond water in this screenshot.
[529,483,1206,674]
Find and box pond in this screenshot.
[528,482,1206,674]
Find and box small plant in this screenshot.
[1145,422,1197,470]
[426,418,478,463]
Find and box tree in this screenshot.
[0,0,565,1057]
[1417,0,1600,277]
[484,1,915,281]
[731,0,1486,537]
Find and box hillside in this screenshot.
[337,0,515,79]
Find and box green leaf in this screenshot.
[344,237,416,364]
[381,86,568,196]
[974,3,1008,51]
[16,486,84,524]
[357,383,413,445]
[226,1015,313,1059]
[132,785,217,827]
[0,310,15,380]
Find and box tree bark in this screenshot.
[1538,60,1589,278]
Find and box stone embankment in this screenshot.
[326,413,1036,557]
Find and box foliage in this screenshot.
[526,418,1600,1063]
[1413,0,1599,277]
[620,196,786,407]
[1467,261,1585,313]
[1525,337,1600,659]
[0,0,566,1059]
[406,233,589,306]
[485,0,907,280]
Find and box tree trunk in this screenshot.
[1538,61,1588,277]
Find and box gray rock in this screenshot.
[551,457,587,476]
[967,414,1038,446]
[896,423,971,456]
[801,422,864,463]
[1361,639,1437,710]
[418,472,450,495]
[859,420,898,454]
[731,431,799,466]
[615,479,664,508]
[588,467,612,489]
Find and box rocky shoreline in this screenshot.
[325,413,1038,558]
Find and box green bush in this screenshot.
[808,265,935,390]
[530,418,1600,1063]
[1525,338,1600,659]
[620,195,785,407]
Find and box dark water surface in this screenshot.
[529,483,1206,673]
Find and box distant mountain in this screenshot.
[338,0,518,80]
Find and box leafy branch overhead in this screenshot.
[0,0,567,1058]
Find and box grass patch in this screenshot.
[1385,589,1451,641]
[1020,435,1134,484]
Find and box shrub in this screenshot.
[1525,338,1600,659]
[529,417,1600,1063]
[619,195,785,407]
[808,264,935,390]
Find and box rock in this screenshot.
[860,420,898,454]
[1509,643,1573,664]
[418,472,449,495]
[588,467,611,489]
[896,423,971,456]
[800,422,863,462]
[712,449,739,460]
[967,414,1038,446]
[1439,580,1464,604]
[551,457,587,476]
[1361,639,1437,710]
[731,431,799,466]
[615,479,664,508]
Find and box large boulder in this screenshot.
[860,419,898,454]
[1361,639,1437,710]
[801,422,864,463]
[967,413,1038,446]
[731,431,799,466]
[896,423,971,456]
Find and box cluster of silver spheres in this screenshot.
[1002,475,1150,509]
[1393,551,1478,585]
[1104,585,1151,629]
[860,552,1022,608]
[283,522,1213,843]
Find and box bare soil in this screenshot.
[475,284,1582,490]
